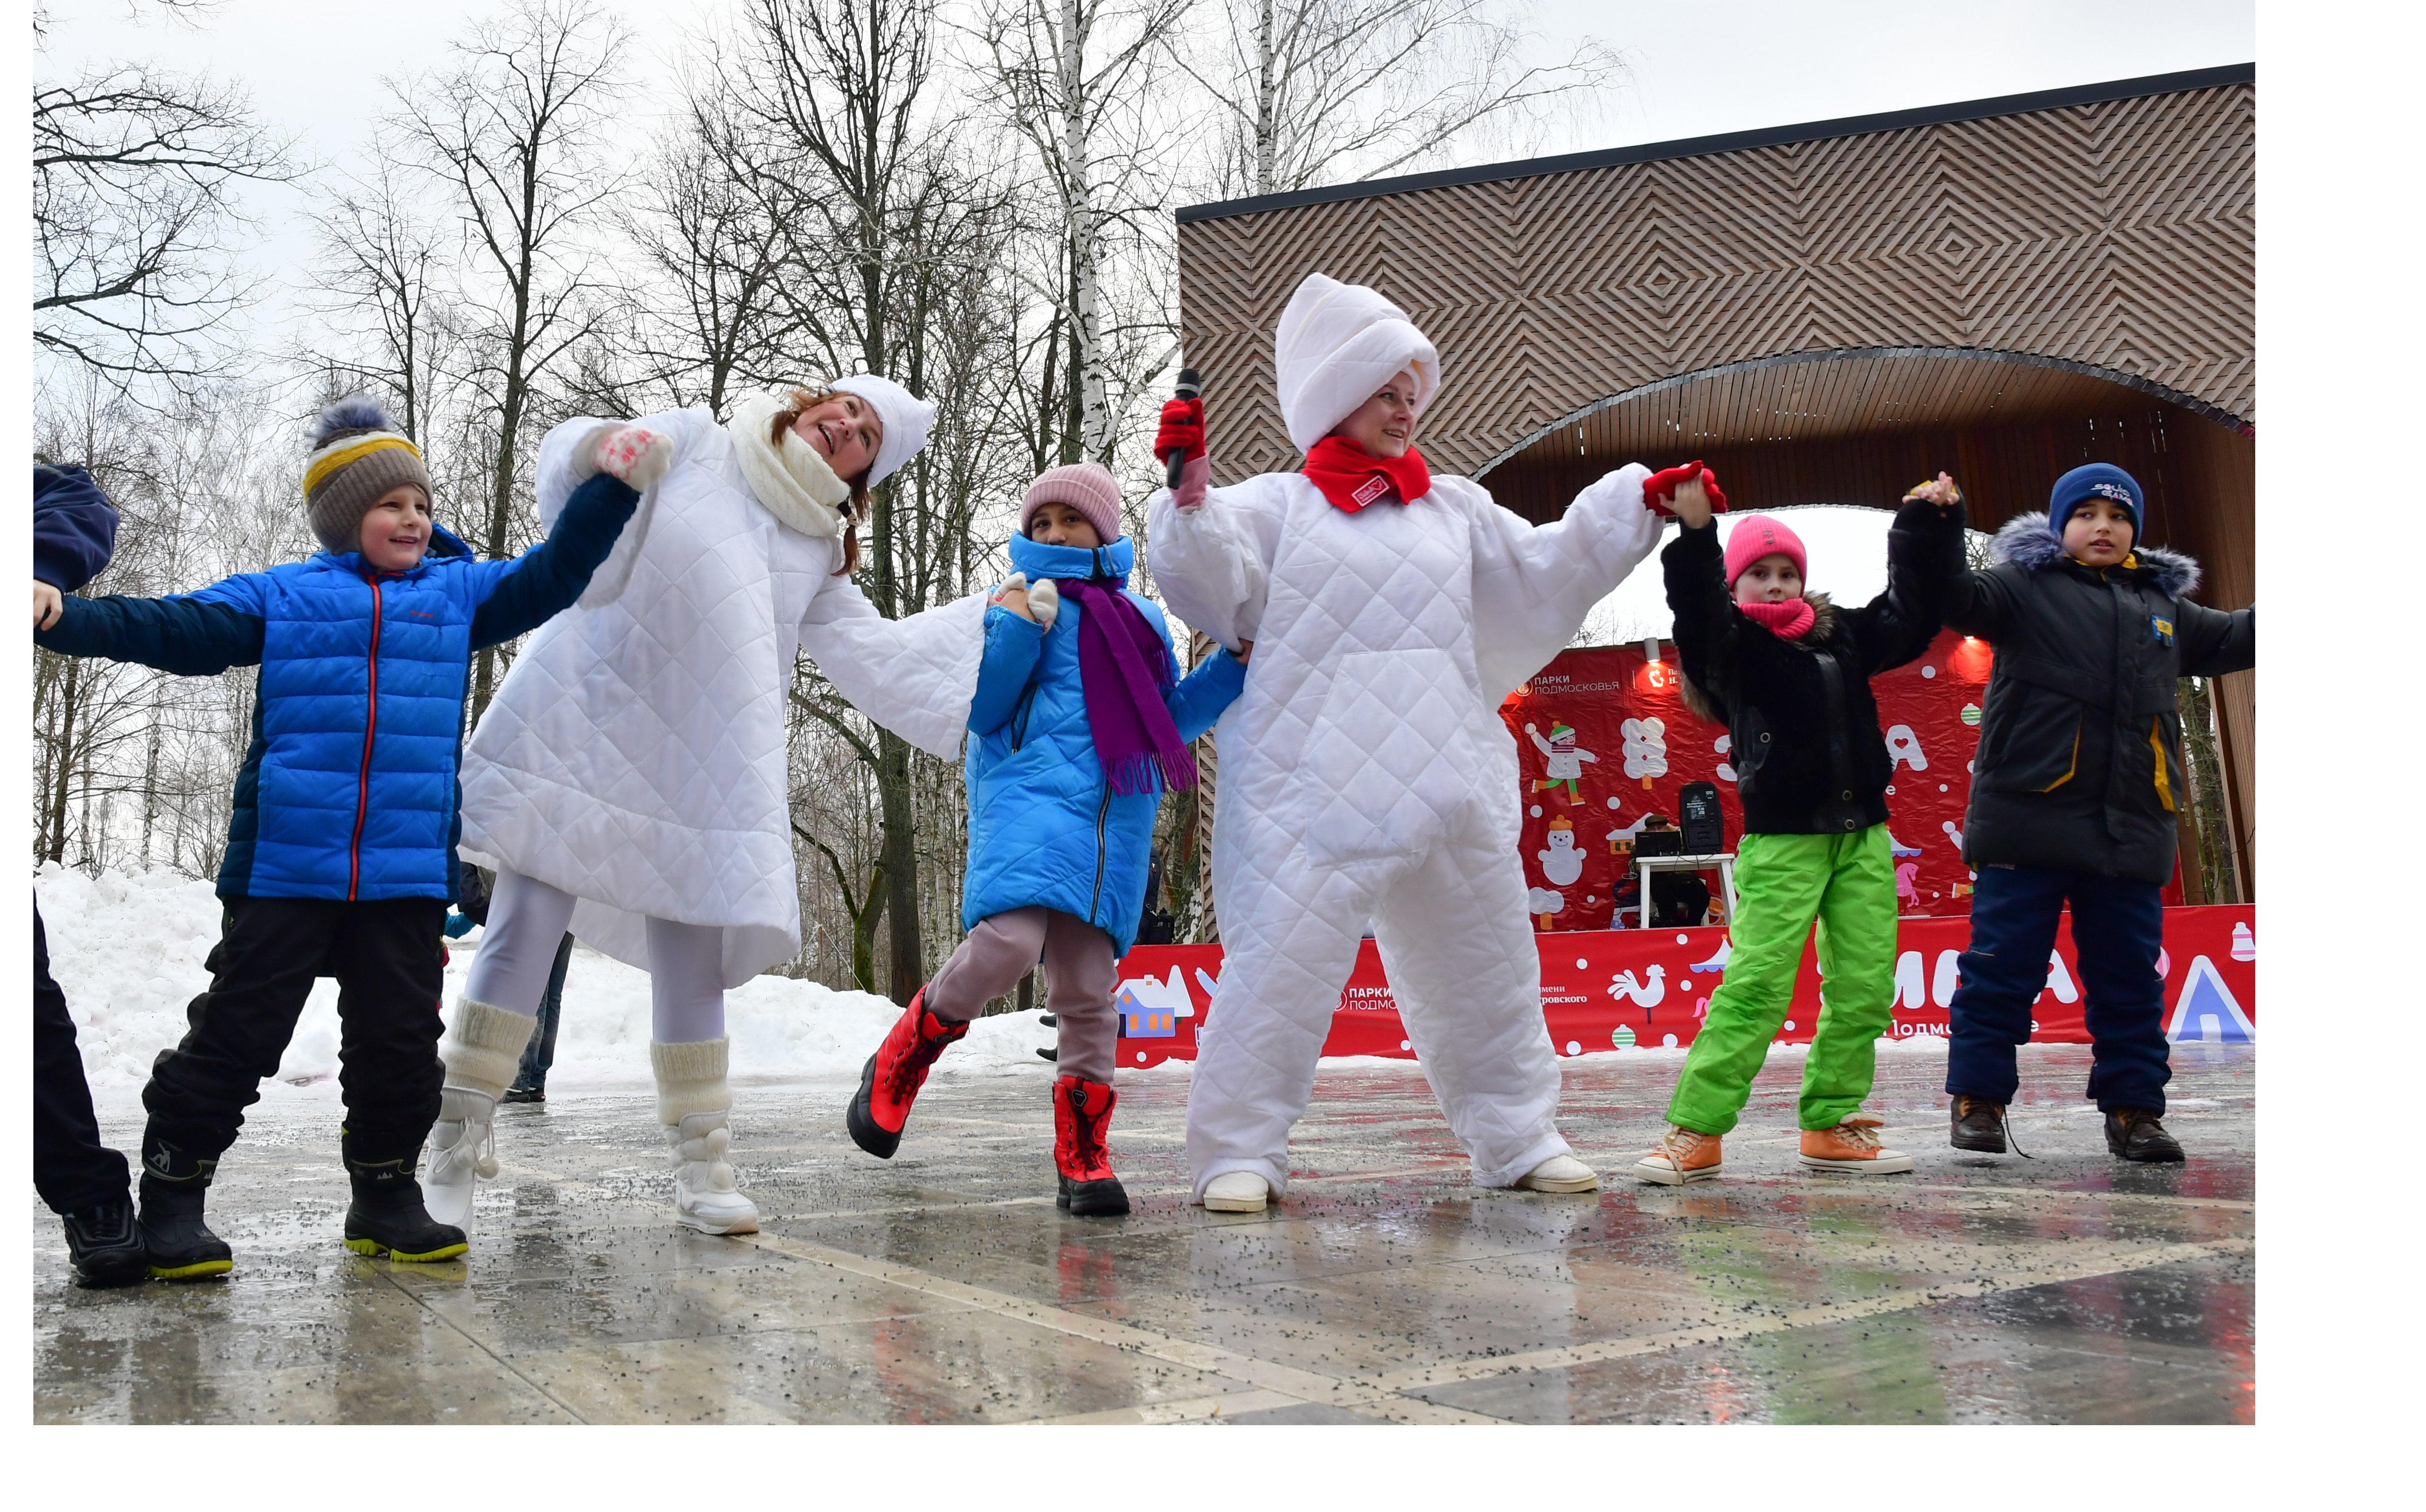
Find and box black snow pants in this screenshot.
[140,896,448,1186]
[34,900,133,1213]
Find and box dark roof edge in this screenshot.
[1177,63,2255,225]
[1469,346,2254,483]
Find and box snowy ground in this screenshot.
[36,863,1955,1115]
[34,863,1062,1110]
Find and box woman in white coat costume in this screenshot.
[1147,273,1667,1212]
[433,378,985,1234]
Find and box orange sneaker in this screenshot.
[1631,1125,1722,1186]
[1799,1115,1914,1174]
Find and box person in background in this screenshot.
[1633,473,1955,1185]
[1924,466,2253,1161]
[31,461,147,1289]
[446,855,570,1104]
[33,399,640,1278]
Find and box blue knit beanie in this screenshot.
[2048,463,2143,540]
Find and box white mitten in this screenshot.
[1027,576,1059,632]
[591,425,673,492]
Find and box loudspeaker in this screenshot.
[1679,782,1724,855]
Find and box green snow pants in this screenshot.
[1665,825,1898,1136]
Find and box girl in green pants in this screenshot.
[1632,471,1962,1184]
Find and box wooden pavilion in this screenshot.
[1174,64,2256,899]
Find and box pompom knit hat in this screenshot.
[1723,515,1808,587]
[2047,462,2143,539]
[1272,272,1440,454]
[303,397,432,555]
[1020,463,1125,545]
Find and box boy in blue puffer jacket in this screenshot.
[33,399,644,1277]
[846,464,1247,1215]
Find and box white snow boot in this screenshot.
[668,1113,760,1235]
[1200,1171,1273,1213]
[427,998,535,1227]
[653,1038,759,1236]
[1516,1153,1601,1193]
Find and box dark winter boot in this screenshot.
[2104,1109,2185,1163]
[1949,1095,2010,1153]
[137,1176,232,1281]
[341,1135,469,1262]
[1053,1075,1130,1218]
[61,1200,149,1289]
[847,987,969,1159]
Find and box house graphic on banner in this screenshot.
[2164,955,2255,1043]
[1115,967,1195,1039]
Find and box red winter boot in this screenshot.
[846,988,969,1159]
[1053,1075,1130,1217]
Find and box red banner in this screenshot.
[1106,906,2256,1070]
[1498,630,2000,931]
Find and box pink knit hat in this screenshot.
[1723,515,1807,586]
[1020,463,1124,545]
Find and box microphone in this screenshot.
[1164,367,1202,491]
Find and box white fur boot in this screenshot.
[428,998,536,1227]
[652,1039,759,1236]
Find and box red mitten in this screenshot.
[1155,397,1206,465]
[1642,461,1729,517]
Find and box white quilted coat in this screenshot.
[1148,464,1661,1194]
[460,409,983,987]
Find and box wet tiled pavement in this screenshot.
[32,1043,2255,1423]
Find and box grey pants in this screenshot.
[926,907,1119,1083]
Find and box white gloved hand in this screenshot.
[990,572,1061,632]
[591,425,673,492]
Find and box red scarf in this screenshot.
[1740,598,1816,640]
[1301,436,1431,513]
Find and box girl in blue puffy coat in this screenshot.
[33,399,641,1277]
[846,464,1247,1214]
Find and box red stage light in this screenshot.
[1949,636,1993,683]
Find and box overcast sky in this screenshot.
[38,0,2257,347]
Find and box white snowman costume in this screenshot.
[431,380,984,1234]
[1148,274,1663,1201]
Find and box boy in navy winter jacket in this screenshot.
[33,400,640,1277]
[1921,465,2253,1162]
[32,462,152,1288]
[845,464,1245,1215]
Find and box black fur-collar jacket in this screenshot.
[1663,498,1957,838]
[1935,509,2255,884]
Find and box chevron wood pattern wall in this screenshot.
[1176,81,2254,487]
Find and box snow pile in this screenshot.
[35,863,1055,1108]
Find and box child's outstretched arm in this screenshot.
[467,470,643,650]
[34,577,265,677]
[1844,493,1960,675]
[1905,478,2015,638]
[1161,638,1247,743]
[1660,488,1741,707]
[968,599,1044,735]
[2177,600,2254,678]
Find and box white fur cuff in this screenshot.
[652,1037,732,1125]
[441,998,538,1099]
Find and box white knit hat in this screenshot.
[1272,272,1441,454]
[831,373,937,486]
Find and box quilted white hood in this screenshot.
[1273,272,1441,453]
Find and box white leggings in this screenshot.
[465,868,728,1043]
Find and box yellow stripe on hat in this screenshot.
[302,434,423,496]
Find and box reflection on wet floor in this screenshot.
[34,1043,2254,1424]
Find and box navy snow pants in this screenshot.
[1945,864,2172,1114]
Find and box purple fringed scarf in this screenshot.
[1054,578,1197,796]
